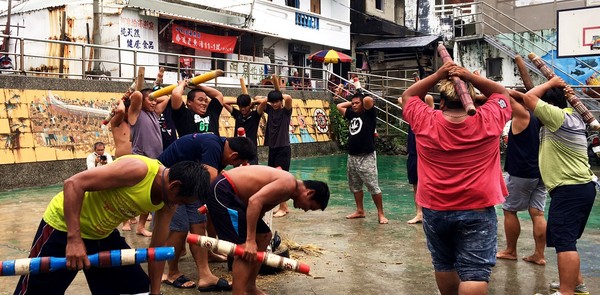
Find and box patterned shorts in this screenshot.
[347,152,381,195]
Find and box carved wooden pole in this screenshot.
[528,53,600,130]
[437,41,476,116]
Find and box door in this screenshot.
[311,0,321,14]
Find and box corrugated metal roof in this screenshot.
[357,35,442,50]
[2,0,282,39]
[2,0,90,15]
[126,0,283,39]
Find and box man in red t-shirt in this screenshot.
[401,62,512,294]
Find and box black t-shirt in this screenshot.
[344,107,376,155]
[231,108,261,146]
[172,98,223,137]
[265,105,291,148]
[159,102,177,150]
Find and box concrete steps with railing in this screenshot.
[482,34,543,77]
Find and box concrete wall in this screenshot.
[0,75,339,190]
[0,141,339,191]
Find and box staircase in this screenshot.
[482,34,543,77]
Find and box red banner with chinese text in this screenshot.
[172,24,237,54]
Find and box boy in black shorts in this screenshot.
[206,165,329,295]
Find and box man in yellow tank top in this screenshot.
[14,155,210,295]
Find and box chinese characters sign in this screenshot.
[120,14,157,50]
[172,24,237,54]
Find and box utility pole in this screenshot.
[244,0,256,28]
[2,0,12,53]
[92,0,101,71]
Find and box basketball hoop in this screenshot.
[592,35,600,50]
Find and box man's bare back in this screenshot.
[223,166,297,213]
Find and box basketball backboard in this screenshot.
[557,6,600,57]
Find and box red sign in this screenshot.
[172,24,237,54]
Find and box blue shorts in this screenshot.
[169,200,207,232]
[422,207,497,282]
[502,174,547,212]
[407,154,418,185]
[547,182,596,253]
[206,174,271,244]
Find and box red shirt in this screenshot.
[403,93,511,210]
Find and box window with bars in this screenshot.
[286,0,299,8]
[486,57,503,81]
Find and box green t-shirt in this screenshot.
[533,100,595,192]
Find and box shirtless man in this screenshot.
[206,165,330,295]
[110,99,131,158]
[110,99,137,230]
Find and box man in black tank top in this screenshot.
[497,90,547,265]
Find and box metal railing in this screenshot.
[0,33,332,91]
[326,71,407,136]
[0,33,422,136]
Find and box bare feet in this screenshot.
[136,228,152,237]
[122,222,132,231]
[208,251,228,262]
[273,210,289,217]
[197,275,230,291]
[345,211,366,219]
[129,217,138,224]
[407,215,423,224]
[378,216,389,224]
[245,287,268,295]
[163,273,196,288]
[496,250,517,260]
[522,255,546,265]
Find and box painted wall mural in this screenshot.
[0,89,332,165]
[540,33,600,98]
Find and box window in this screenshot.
[486,58,503,81]
[311,0,321,14]
[286,0,299,8]
[375,0,383,10]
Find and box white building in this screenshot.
[0,0,351,85]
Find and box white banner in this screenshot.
[226,54,272,85]
[119,9,159,79]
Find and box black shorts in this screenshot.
[407,154,418,185]
[268,146,291,171]
[207,173,271,245]
[547,181,596,252]
[14,220,149,295]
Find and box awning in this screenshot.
[1,0,89,15]
[357,35,442,50]
[126,0,283,39]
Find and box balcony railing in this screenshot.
[295,12,319,30]
[0,33,331,91]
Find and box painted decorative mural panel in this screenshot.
[0,90,332,164]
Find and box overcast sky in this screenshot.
[0,0,23,13]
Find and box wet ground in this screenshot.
[1,154,600,294]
